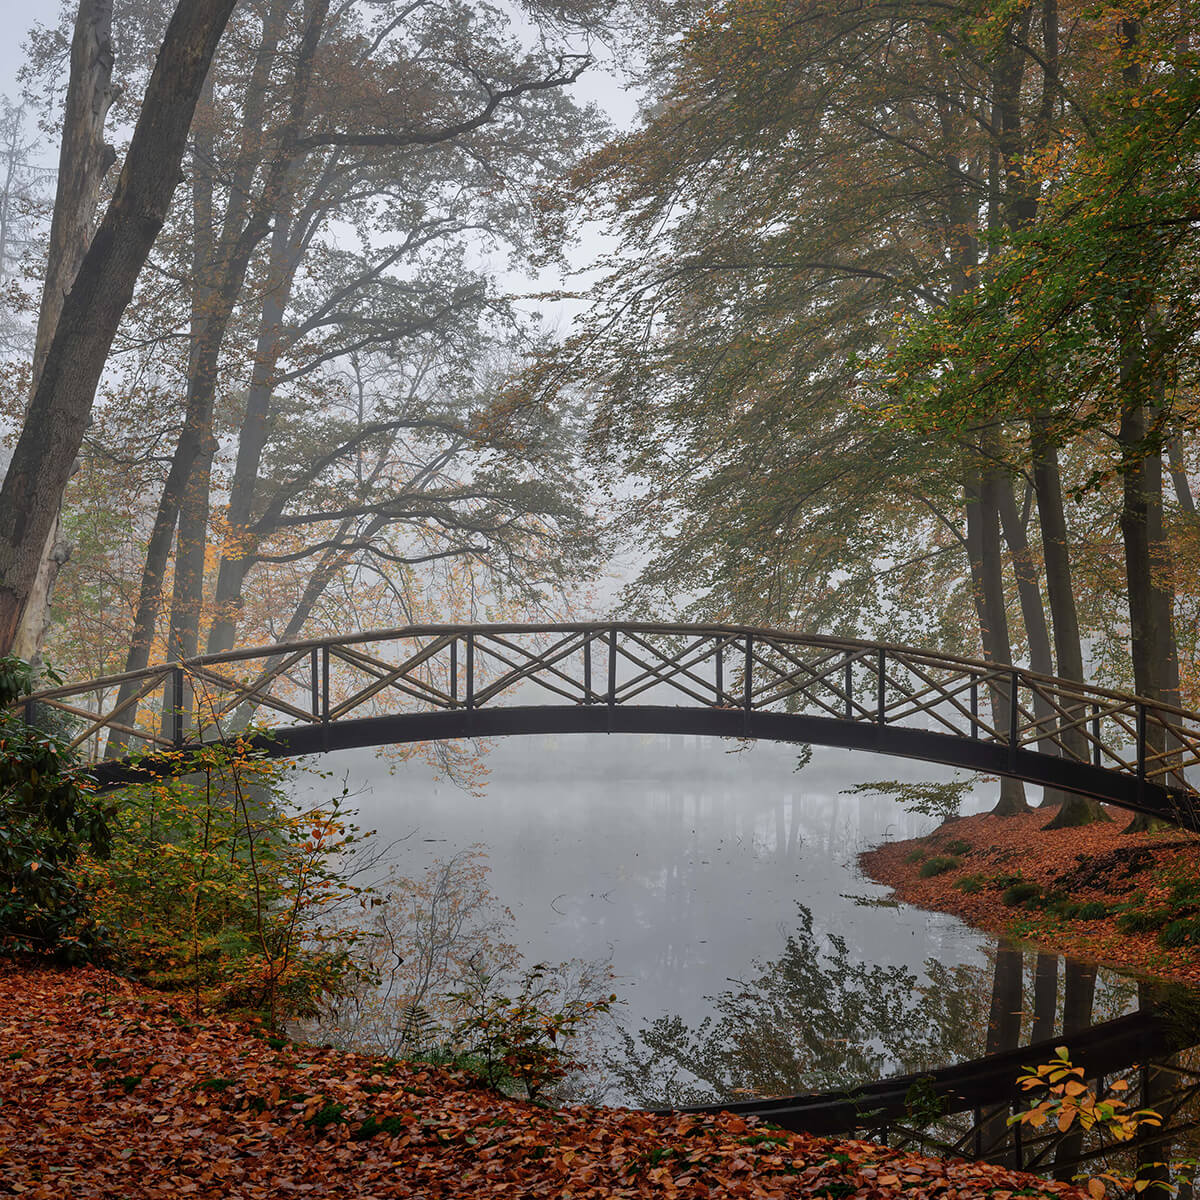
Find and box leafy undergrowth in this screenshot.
[860,807,1200,982]
[0,963,1087,1199]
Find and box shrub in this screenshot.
[1001,882,1043,906]
[79,743,373,1028]
[450,964,616,1102]
[0,655,112,962]
[954,874,986,894]
[904,847,927,865]
[1076,901,1112,920]
[919,855,960,878]
[1116,907,1173,934]
[1158,917,1200,949]
[943,839,973,857]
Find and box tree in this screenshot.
[0,0,240,654]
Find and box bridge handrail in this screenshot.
[10,620,1199,723]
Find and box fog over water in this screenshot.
[298,735,1001,1042]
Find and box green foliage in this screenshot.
[1001,882,1043,907]
[1158,917,1200,950]
[79,746,372,1027]
[842,779,975,825]
[904,847,927,865]
[0,655,112,962]
[943,839,972,857]
[918,856,960,878]
[954,874,986,895]
[1116,907,1173,935]
[448,964,616,1102]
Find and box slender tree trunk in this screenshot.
[11,0,115,661]
[164,0,328,669]
[206,218,304,654]
[995,471,1066,806]
[1031,418,1109,828]
[965,457,1029,815]
[1119,347,1181,832]
[1166,436,1196,515]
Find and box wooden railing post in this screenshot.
[310,648,320,719]
[876,648,886,724]
[172,665,185,749]
[1137,702,1147,800]
[583,634,592,704]
[1009,670,1020,769]
[844,652,853,720]
[715,639,724,705]
[466,632,475,711]
[450,637,458,704]
[743,634,753,734]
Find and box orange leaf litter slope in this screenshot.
[0,963,1089,1199]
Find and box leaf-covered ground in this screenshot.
[860,808,1200,983]
[0,963,1088,1199]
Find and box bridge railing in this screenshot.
[8,622,1200,805]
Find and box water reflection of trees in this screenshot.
[607,904,1137,1111]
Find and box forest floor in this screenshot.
[0,961,1089,1200]
[859,805,1200,983]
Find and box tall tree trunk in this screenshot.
[1166,436,1196,515]
[206,215,305,654]
[0,0,240,655]
[113,0,297,737]
[1119,347,1181,832]
[11,0,115,661]
[163,0,328,671]
[1031,419,1109,828]
[994,471,1066,806]
[965,456,1029,815]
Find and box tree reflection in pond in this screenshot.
[606,902,1137,1110]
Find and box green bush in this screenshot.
[954,874,986,894]
[943,839,972,857]
[904,847,927,865]
[0,655,112,962]
[79,746,371,1027]
[450,964,616,1102]
[1001,882,1043,907]
[1076,901,1112,920]
[1159,917,1200,949]
[919,855,960,878]
[1116,907,1173,934]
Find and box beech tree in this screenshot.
[0,0,239,655]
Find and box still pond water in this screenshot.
[293,734,1148,1106]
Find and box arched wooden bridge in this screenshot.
[12,621,1200,826]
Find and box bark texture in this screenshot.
[11,0,115,660]
[0,0,240,654]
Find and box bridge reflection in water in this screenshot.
[672,1003,1200,1178]
[12,623,1200,826]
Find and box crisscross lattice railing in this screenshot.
[10,623,1200,822]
